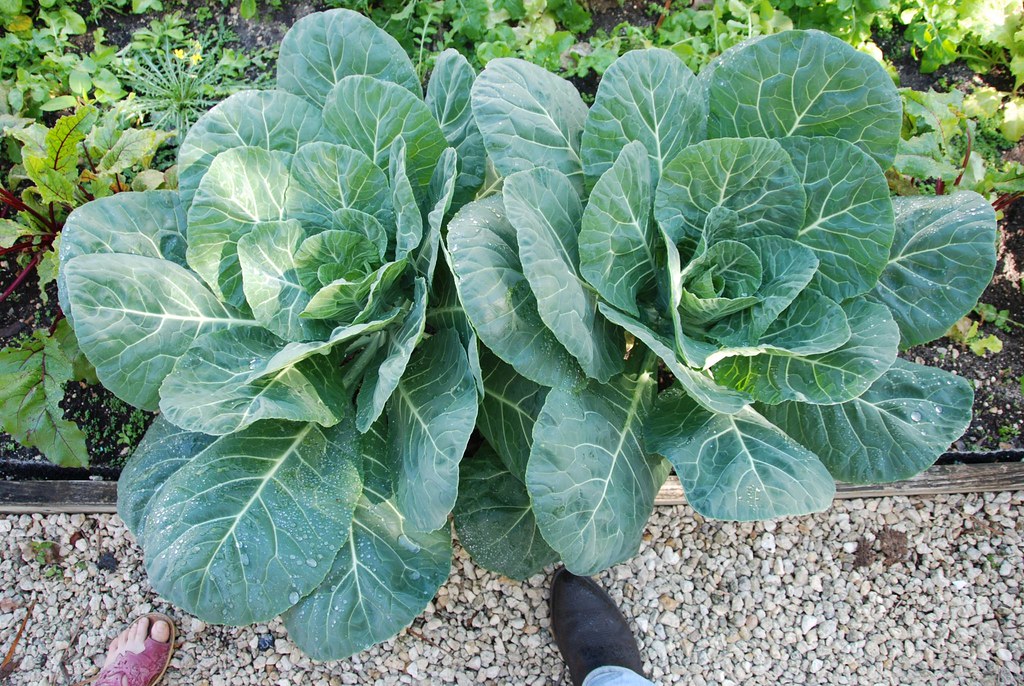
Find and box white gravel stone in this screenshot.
[2,493,1023,684]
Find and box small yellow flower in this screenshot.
[190,52,203,65]
[173,48,187,60]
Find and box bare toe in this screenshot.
[103,624,131,667]
[150,619,171,644]
[131,616,150,646]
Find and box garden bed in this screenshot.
[1,0,1022,496]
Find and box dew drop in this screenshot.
[397,534,420,553]
[289,591,300,604]
[934,406,943,415]
[910,410,922,422]
[240,554,249,566]
[306,558,318,568]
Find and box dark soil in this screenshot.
[873,27,978,92]
[96,0,322,53]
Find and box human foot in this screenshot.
[95,614,176,686]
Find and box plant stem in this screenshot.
[0,242,37,256]
[0,189,56,231]
[341,333,384,391]
[954,124,973,189]
[0,252,43,303]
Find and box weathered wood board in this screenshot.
[1,462,1022,514]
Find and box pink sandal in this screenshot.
[91,613,177,686]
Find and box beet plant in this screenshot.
[59,10,486,660]
[448,30,996,578]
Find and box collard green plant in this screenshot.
[60,9,486,660]
[59,13,999,663]
[448,31,996,578]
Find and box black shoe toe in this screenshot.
[549,567,645,686]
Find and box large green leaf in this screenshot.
[323,76,447,198]
[505,168,624,382]
[426,49,485,207]
[389,329,478,532]
[276,8,420,106]
[117,417,214,537]
[447,195,582,389]
[645,387,835,520]
[64,253,256,411]
[281,497,451,661]
[527,360,668,575]
[356,278,428,432]
[471,58,588,192]
[709,236,820,346]
[760,359,973,484]
[599,303,749,414]
[142,420,363,625]
[186,147,292,308]
[579,141,657,318]
[581,49,706,186]
[177,90,326,209]
[159,328,349,435]
[655,138,805,253]
[478,348,549,479]
[238,220,332,342]
[869,192,998,348]
[454,443,558,580]
[703,30,902,169]
[778,136,894,302]
[285,142,394,232]
[714,298,899,405]
[59,190,187,323]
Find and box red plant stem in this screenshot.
[954,125,973,188]
[48,310,65,335]
[0,242,37,256]
[994,194,1022,212]
[655,0,672,32]
[82,141,98,175]
[936,178,945,195]
[0,252,43,303]
[0,189,56,232]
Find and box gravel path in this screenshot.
[2,492,1021,685]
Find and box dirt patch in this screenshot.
[874,27,978,92]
